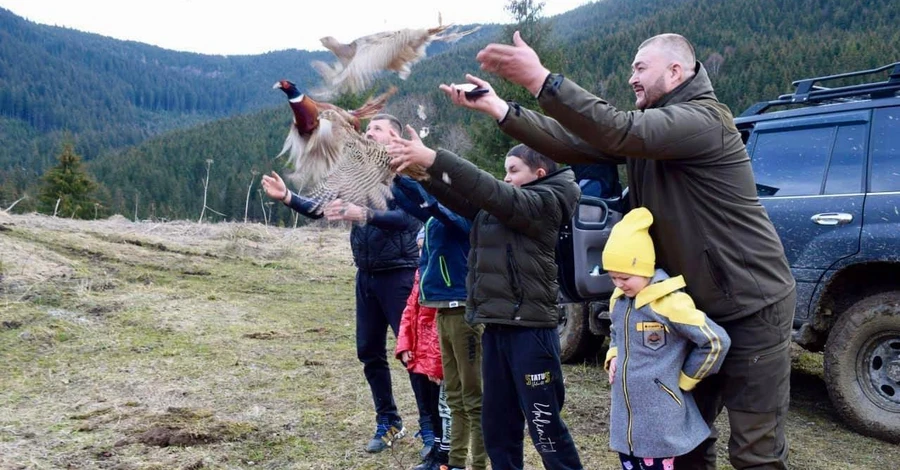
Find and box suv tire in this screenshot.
[558,302,601,363]
[824,291,900,443]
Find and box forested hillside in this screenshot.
[0,7,493,172]
[2,0,898,222]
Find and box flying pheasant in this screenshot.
[311,23,480,97]
[273,80,428,214]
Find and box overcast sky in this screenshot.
[1,0,591,55]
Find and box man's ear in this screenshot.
[669,62,684,82]
[536,168,547,179]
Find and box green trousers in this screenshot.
[438,308,487,470]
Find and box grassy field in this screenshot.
[0,213,895,469]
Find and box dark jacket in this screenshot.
[286,192,420,272]
[392,176,470,306]
[421,150,580,328]
[498,64,794,323]
[604,269,730,457]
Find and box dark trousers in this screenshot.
[481,325,583,470]
[355,267,417,423]
[675,288,796,470]
[410,372,443,439]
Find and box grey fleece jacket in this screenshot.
[604,269,731,458]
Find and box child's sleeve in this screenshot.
[395,279,420,360]
[604,296,619,372]
[652,292,732,391]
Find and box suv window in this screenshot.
[870,107,900,192]
[824,124,867,194]
[751,126,833,196]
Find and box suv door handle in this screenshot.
[811,213,853,226]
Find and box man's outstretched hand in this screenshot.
[438,74,510,121]
[476,31,551,96]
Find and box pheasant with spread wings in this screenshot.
[311,23,479,97]
[273,80,427,214]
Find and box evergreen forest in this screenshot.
[1,0,898,225]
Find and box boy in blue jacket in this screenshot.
[393,176,487,470]
[603,207,731,470]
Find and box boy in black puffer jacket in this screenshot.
[389,130,584,470]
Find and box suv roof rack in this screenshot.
[739,62,900,117]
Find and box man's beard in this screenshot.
[636,75,667,110]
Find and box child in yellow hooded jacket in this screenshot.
[603,207,731,470]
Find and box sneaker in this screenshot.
[415,427,435,460]
[365,416,406,453]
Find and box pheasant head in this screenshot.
[273,80,319,135]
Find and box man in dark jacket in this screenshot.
[261,114,423,454]
[446,33,796,469]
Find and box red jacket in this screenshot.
[395,270,443,380]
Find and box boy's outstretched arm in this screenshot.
[389,125,567,238]
[393,175,474,235]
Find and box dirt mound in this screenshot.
[119,407,255,448]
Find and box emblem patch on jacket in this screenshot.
[638,322,666,350]
[525,371,553,387]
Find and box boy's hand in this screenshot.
[608,357,617,384]
[400,351,412,365]
[388,125,436,173]
[427,375,441,385]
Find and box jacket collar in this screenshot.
[523,167,579,220]
[610,269,686,308]
[650,61,717,109]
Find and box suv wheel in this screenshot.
[558,302,601,363]
[824,291,900,443]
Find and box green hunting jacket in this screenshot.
[422,149,580,328]
[498,63,794,323]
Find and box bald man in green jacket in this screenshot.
[442,33,796,470]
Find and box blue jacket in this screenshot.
[286,191,420,272]
[393,176,470,304]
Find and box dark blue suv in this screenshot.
[733,62,900,443]
[557,62,900,443]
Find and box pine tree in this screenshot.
[38,142,98,218]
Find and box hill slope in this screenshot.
[2,0,899,219]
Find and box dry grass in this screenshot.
[0,213,895,469]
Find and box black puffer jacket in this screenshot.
[286,193,420,272]
[350,199,421,272]
[422,150,580,328]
